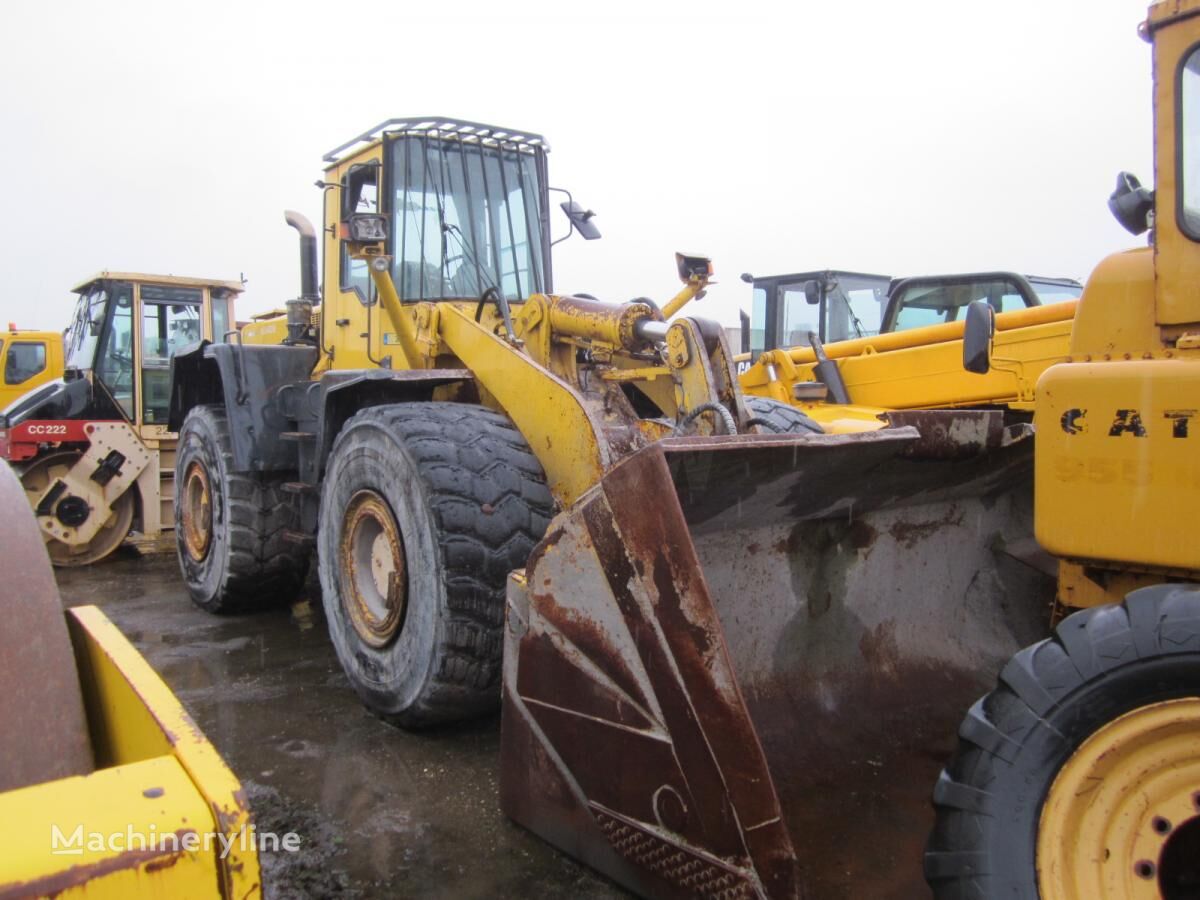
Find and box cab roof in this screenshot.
[70,272,245,295]
[323,117,548,166]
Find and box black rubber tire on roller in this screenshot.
[924,584,1200,898]
[175,404,310,613]
[318,401,554,728]
[744,395,823,434]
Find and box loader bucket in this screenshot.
[500,413,1053,899]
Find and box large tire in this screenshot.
[744,394,823,434]
[318,401,554,728]
[175,405,310,613]
[925,585,1200,899]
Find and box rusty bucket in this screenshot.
[500,414,1053,898]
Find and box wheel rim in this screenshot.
[339,490,407,648]
[21,451,135,566]
[1038,697,1200,899]
[180,460,213,562]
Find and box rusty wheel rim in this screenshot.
[181,460,213,562]
[339,490,407,648]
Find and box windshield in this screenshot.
[389,134,547,302]
[1028,278,1081,305]
[890,277,1030,331]
[824,274,889,340]
[65,286,109,371]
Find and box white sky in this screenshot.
[0,0,1153,330]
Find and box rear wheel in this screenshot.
[318,401,554,728]
[20,450,135,566]
[925,584,1200,899]
[744,395,823,434]
[174,405,310,612]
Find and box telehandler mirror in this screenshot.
[963,300,995,374]
[804,280,822,305]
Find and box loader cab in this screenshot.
[322,119,556,370]
[63,273,242,430]
[744,270,892,358]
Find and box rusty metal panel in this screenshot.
[501,419,1051,898]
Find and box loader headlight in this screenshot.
[344,214,389,243]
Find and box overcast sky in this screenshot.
[0,0,1152,331]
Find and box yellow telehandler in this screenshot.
[738,270,1081,434]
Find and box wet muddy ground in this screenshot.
[55,548,627,899]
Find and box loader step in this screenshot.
[280,431,316,442]
[280,481,317,495]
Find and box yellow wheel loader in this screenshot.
[168,118,1051,898]
[0,273,242,565]
[0,461,259,898]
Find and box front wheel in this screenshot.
[174,405,310,612]
[318,402,554,728]
[925,584,1200,899]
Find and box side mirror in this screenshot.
[803,280,822,305]
[1108,171,1154,236]
[560,200,601,240]
[963,301,995,374]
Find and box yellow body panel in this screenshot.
[0,606,261,899]
[0,756,221,899]
[1035,356,1200,573]
[0,329,64,411]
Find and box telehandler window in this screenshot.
[1180,45,1200,239]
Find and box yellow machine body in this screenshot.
[0,607,260,899]
[740,300,1076,430]
[0,327,63,411]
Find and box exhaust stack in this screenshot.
[284,210,319,302]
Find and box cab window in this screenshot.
[5,341,46,385]
[95,284,135,418]
[141,285,202,424]
[1181,44,1200,239]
